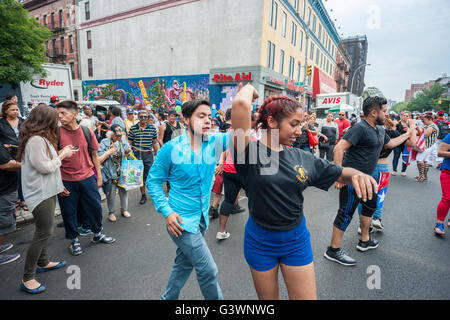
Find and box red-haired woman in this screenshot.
[231,84,378,300]
[17,105,78,294]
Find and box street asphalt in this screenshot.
[1,159,449,300]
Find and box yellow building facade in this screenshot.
[260,0,340,107]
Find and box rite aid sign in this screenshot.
[213,72,252,82]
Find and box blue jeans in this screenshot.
[392,146,407,172]
[358,163,389,221]
[162,215,223,300]
[58,175,103,240]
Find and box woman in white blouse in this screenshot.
[17,105,78,294]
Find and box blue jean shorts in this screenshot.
[244,215,313,272]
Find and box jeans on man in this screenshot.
[162,215,223,300]
[135,152,154,183]
[58,175,103,240]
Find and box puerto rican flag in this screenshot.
[410,129,426,161]
[377,172,390,208]
[402,145,411,166]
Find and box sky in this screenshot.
[323,0,450,102]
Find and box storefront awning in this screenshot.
[312,67,337,98]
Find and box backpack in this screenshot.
[437,120,449,139]
[57,125,92,152]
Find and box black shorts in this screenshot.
[219,171,244,216]
[333,184,377,231]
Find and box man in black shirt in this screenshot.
[324,96,413,266]
[0,144,21,265]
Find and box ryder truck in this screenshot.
[0,63,73,115]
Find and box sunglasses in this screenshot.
[139,116,148,119]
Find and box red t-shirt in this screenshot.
[59,126,100,181]
[335,119,351,139]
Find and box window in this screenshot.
[299,30,303,51]
[267,41,275,70]
[85,1,90,21]
[67,7,71,25]
[326,59,329,74]
[43,15,47,27]
[51,12,55,29]
[282,12,287,37]
[307,7,311,26]
[70,62,75,79]
[288,56,295,78]
[291,22,297,46]
[294,0,299,11]
[297,62,301,81]
[269,0,278,29]
[312,15,316,34]
[88,58,93,77]
[74,90,79,101]
[332,46,335,59]
[279,49,285,74]
[52,39,56,55]
[45,41,49,55]
[59,9,63,27]
[316,48,319,65]
[302,0,306,19]
[318,25,322,41]
[310,41,314,60]
[87,30,92,49]
[320,53,323,69]
[60,37,64,54]
[69,35,74,53]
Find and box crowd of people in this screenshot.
[0,87,449,299]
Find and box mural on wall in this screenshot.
[82,74,210,111]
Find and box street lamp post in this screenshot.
[350,63,370,95]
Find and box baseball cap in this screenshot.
[27,102,32,106]
[168,109,178,116]
[50,96,60,102]
[126,108,134,114]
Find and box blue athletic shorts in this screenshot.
[244,215,314,272]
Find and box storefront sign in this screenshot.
[213,72,252,82]
[287,79,303,93]
[267,76,285,87]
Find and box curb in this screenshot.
[16,192,107,227]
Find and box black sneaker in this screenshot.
[209,207,219,219]
[231,204,245,214]
[139,194,147,205]
[324,247,357,266]
[356,238,380,252]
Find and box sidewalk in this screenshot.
[16,190,107,226]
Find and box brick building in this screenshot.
[334,42,352,92]
[404,81,434,102]
[22,0,81,100]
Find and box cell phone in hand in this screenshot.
[72,146,80,150]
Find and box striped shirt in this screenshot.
[425,123,439,149]
[128,122,158,151]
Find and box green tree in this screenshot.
[407,83,446,112]
[0,0,52,87]
[148,80,167,111]
[391,101,408,113]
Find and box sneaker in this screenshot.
[435,223,445,235]
[356,238,380,252]
[69,241,83,256]
[231,204,245,214]
[357,225,374,235]
[216,231,230,240]
[0,253,20,266]
[92,233,116,244]
[372,219,384,231]
[0,243,13,254]
[139,195,147,205]
[324,247,356,266]
[209,207,219,219]
[78,227,93,236]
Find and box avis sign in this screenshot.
[322,97,341,104]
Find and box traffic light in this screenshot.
[306,65,312,77]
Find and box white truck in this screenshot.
[315,92,363,116]
[0,63,73,115]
